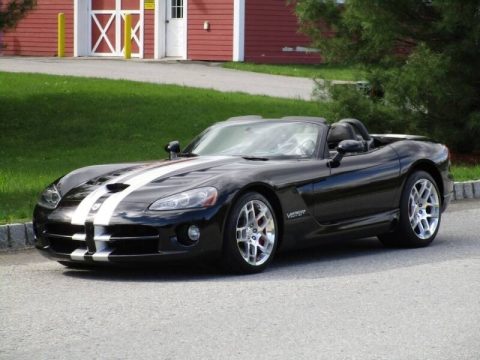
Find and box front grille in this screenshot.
[44,222,160,256]
[107,225,160,255]
[45,223,85,238]
[110,238,159,255]
[105,225,159,240]
[49,238,86,254]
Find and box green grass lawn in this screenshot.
[451,165,480,182]
[0,72,330,224]
[222,62,366,81]
[1,72,477,224]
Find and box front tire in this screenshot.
[379,171,441,248]
[222,192,278,274]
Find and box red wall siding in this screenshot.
[144,9,155,59]
[244,0,321,64]
[188,0,233,61]
[0,0,73,57]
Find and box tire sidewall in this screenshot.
[223,192,279,274]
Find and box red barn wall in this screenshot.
[0,0,73,57]
[244,0,321,64]
[143,8,154,59]
[188,0,233,61]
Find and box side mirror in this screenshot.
[165,140,180,160]
[330,140,364,167]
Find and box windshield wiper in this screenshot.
[241,156,269,161]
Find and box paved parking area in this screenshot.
[1,201,479,359]
[0,57,315,100]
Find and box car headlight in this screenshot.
[38,184,62,210]
[149,187,218,211]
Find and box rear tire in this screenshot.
[222,192,278,274]
[379,171,441,248]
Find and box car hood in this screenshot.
[60,156,237,202]
[53,156,275,226]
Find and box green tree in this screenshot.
[0,0,36,31]
[294,0,480,152]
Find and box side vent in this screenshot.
[106,183,130,192]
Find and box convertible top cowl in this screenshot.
[225,115,327,124]
[371,134,431,145]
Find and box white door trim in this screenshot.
[74,0,90,56]
[140,0,145,58]
[183,0,188,60]
[154,0,166,58]
[233,0,245,61]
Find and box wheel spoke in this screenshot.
[255,209,267,222]
[250,242,258,263]
[411,216,419,228]
[236,226,247,243]
[422,183,432,201]
[409,205,416,221]
[412,187,421,202]
[418,181,427,199]
[245,242,252,261]
[257,240,267,253]
[257,217,271,232]
[421,219,430,233]
[417,220,425,234]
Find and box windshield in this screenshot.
[184,122,321,159]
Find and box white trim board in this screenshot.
[233,0,245,62]
[155,0,172,59]
[183,0,188,60]
[74,0,90,56]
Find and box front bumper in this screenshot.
[33,206,226,265]
[36,244,210,264]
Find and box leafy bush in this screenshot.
[294,0,480,152]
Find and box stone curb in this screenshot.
[0,223,35,251]
[1,180,479,251]
[452,180,480,201]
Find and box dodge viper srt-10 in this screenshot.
[33,116,454,273]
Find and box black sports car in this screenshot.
[33,116,453,273]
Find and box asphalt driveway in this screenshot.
[1,200,479,359]
[0,57,315,100]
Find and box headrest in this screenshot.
[339,118,371,140]
[327,123,357,147]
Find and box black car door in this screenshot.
[313,145,400,223]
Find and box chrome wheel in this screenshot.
[408,178,440,240]
[235,200,276,266]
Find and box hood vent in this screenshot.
[106,183,130,193]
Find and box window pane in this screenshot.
[171,0,183,18]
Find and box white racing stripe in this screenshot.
[71,169,138,225]
[93,157,224,226]
[70,163,165,225]
[71,187,110,225]
[70,248,88,261]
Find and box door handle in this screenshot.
[165,20,169,23]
